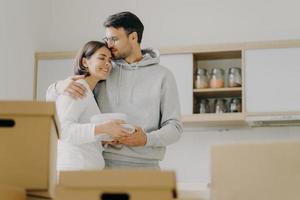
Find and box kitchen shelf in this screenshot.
[182,113,246,126]
[193,87,242,98]
[192,49,244,120]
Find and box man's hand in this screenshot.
[118,127,147,147]
[56,75,86,99]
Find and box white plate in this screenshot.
[91,113,135,142]
[90,113,127,123]
[95,123,135,142]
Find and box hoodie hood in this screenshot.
[112,48,160,70]
[112,48,160,104]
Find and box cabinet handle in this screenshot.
[101,193,129,200]
[0,119,15,127]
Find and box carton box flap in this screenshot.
[0,101,55,116]
[59,170,177,197]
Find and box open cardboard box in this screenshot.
[56,170,177,200]
[0,101,60,198]
[210,140,300,200]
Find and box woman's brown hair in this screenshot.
[74,41,107,76]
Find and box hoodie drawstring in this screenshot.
[116,64,122,105]
[130,66,137,103]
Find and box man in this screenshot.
[47,11,182,169]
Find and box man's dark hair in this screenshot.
[104,11,144,44]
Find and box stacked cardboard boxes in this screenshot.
[0,101,60,199]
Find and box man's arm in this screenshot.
[146,70,183,146]
[46,75,86,101]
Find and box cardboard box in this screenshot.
[210,140,300,200]
[0,101,60,198]
[0,185,26,200]
[26,194,52,200]
[56,170,177,200]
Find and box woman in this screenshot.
[56,41,130,171]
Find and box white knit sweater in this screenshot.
[55,79,104,171]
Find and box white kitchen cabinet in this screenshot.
[245,47,300,113]
[160,54,193,115]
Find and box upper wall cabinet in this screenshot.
[188,50,245,126]
[245,47,300,114]
[160,44,246,126]
[35,40,300,127]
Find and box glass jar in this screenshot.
[228,67,242,87]
[199,99,209,114]
[214,98,227,114]
[228,98,241,113]
[209,68,225,88]
[195,68,208,89]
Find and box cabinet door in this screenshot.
[245,47,300,113]
[160,54,193,115]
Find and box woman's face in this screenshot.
[83,47,112,80]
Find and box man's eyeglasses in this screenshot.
[103,37,119,45]
[103,31,134,45]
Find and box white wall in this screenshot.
[0,0,51,100]
[1,0,300,185]
[2,0,300,99]
[43,0,300,51]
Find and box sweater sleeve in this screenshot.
[145,70,183,147]
[56,94,96,145]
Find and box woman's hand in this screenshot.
[95,120,130,140]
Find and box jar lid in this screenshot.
[228,67,241,73]
[211,68,224,74]
[230,98,241,103]
[200,99,208,103]
[214,98,226,103]
[197,68,207,75]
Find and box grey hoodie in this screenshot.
[94,48,183,164]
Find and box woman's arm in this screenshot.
[56,94,130,145]
[56,94,95,145]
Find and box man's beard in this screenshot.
[112,50,131,60]
[111,43,132,60]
